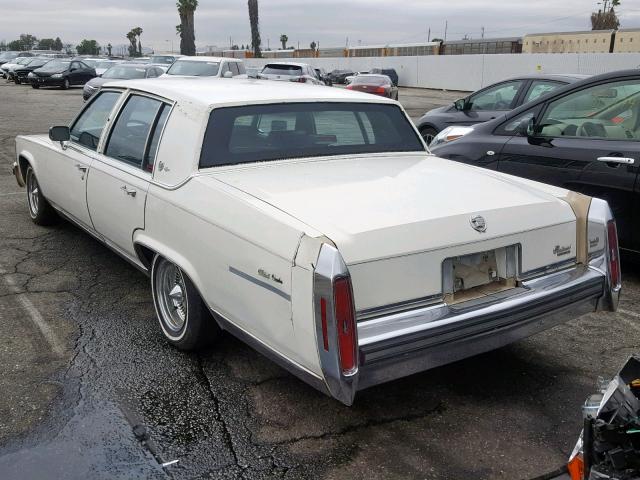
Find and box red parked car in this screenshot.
[346,74,399,100]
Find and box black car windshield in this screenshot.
[199,102,425,168]
[353,75,390,86]
[150,56,175,64]
[27,59,49,68]
[82,60,97,67]
[102,65,147,79]
[37,60,70,72]
[262,64,302,76]
[167,60,219,76]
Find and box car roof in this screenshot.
[264,61,310,67]
[354,74,391,80]
[176,56,242,62]
[501,73,589,83]
[103,77,397,107]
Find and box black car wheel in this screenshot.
[420,126,438,145]
[14,77,21,84]
[31,84,39,89]
[61,78,70,90]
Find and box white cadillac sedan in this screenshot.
[13,78,621,405]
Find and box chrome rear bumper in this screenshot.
[356,265,608,391]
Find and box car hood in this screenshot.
[203,153,575,264]
[85,77,108,88]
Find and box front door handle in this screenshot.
[75,164,88,172]
[597,156,635,165]
[120,185,137,197]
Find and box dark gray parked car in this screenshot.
[82,63,165,100]
[416,74,587,143]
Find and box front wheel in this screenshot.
[61,78,70,90]
[151,256,219,351]
[14,78,21,85]
[420,126,438,146]
[31,84,39,89]
[25,166,59,225]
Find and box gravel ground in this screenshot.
[0,80,638,480]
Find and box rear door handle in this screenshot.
[597,156,635,165]
[120,185,137,197]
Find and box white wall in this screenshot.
[249,53,640,91]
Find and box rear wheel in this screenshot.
[420,126,438,146]
[151,256,220,351]
[25,166,59,226]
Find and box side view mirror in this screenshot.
[49,125,70,149]
[223,71,233,79]
[70,68,77,72]
[453,98,467,111]
[525,117,536,137]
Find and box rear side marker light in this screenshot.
[320,298,329,351]
[567,454,584,480]
[607,219,621,289]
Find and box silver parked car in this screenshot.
[259,62,324,85]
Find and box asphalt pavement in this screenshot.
[0,80,638,480]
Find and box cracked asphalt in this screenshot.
[0,80,639,480]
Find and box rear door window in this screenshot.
[105,95,167,168]
[70,91,121,150]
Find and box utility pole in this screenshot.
[427,27,431,42]
[444,20,448,42]
[481,26,485,39]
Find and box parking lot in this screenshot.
[0,80,639,480]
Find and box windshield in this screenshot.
[199,102,425,168]
[82,60,97,67]
[166,60,219,76]
[262,64,302,76]
[0,52,19,61]
[353,75,389,86]
[27,58,49,68]
[97,61,116,69]
[102,65,147,79]
[150,56,176,65]
[37,60,70,72]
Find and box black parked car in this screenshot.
[82,63,165,100]
[13,58,51,84]
[430,69,640,256]
[369,67,399,86]
[328,69,354,84]
[416,74,587,143]
[29,59,96,89]
[314,68,332,86]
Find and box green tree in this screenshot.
[310,41,317,50]
[126,30,137,56]
[76,39,100,55]
[37,38,56,50]
[177,0,198,56]
[591,0,621,29]
[279,34,288,49]
[132,27,143,55]
[53,37,63,51]
[248,0,261,58]
[431,38,444,43]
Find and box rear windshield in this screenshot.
[199,102,425,168]
[262,64,302,76]
[102,66,146,79]
[167,60,219,76]
[353,76,390,86]
[150,56,176,64]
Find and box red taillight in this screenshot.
[346,84,353,89]
[333,277,357,375]
[375,86,386,93]
[298,77,306,83]
[607,219,621,288]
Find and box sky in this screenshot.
[1,0,640,52]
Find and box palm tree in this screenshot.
[132,27,143,56]
[279,34,288,50]
[126,31,137,57]
[107,43,113,56]
[177,0,198,56]
[310,41,317,51]
[248,0,261,58]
